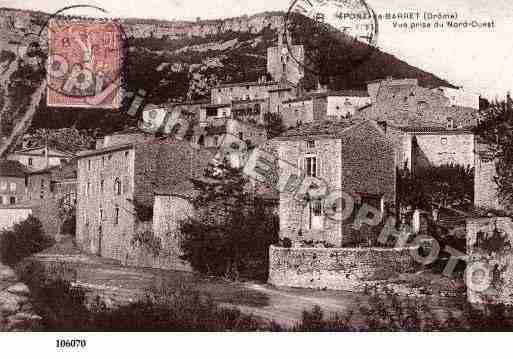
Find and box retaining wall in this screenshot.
[268,245,420,292]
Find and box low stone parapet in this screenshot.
[268,245,420,292]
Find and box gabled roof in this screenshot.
[13,146,74,157]
[0,160,28,177]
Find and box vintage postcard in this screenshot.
[0,0,512,354]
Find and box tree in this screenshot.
[179,161,279,281]
[0,216,54,266]
[474,95,513,210]
[397,164,474,212]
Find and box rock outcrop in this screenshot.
[0,263,42,331]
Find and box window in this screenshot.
[238,132,244,140]
[125,151,129,157]
[100,179,104,193]
[0,182,6,191]
[114,178,122,195]
[28,158,33,166]
[114,206,119,225]
[40,179,44,188]
[102,157,105,166]
[213,136,219,146]
[88,160,91,171]
[99,206,103,221]
[86,182,90,197]
[10,197,16,205]
[0,196,3,205]
[50,181,55,193]
[9,182,16,192]
[206,108,217,117]
[441,137,448,145]
[446,117,454,129]
[306,140,315,149]
[305,156,317,177]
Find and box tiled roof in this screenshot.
[398,126,473,134]
[277,120,359,139]
[0,160,28,177]
[327,89,369,98]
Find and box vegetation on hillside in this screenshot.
[0,7,455,143]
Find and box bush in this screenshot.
[27,279,274,331]
[0,215,54,266]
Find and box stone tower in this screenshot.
[267,28,304,85]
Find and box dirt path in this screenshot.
[28,253,467,328]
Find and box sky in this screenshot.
[3,0,513,100]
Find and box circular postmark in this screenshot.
[284,0,379,79]
[18,5,127,106]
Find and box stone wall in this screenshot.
[268,245,420,291]
[466,217,513,305]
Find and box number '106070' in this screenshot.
[56,339,86,348]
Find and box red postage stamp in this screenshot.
[47,19,124,108]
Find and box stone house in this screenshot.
[384,125,475,170]
[359,79,480,129]
[75,137,212,263]
[279,90,371,128]
[25,160,77,237]
[7,145,74,172]
[0,160,28,206]
[275,120,396,247]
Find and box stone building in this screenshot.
[210,80,297,107]
[0,160,28,206]
[266,28,304,85]
[358,78,480,171]
[384,125,475,170]
[75,137,212,262]
[435,86,480,110]
[7,146,74,172]
[279,90,371,128]
[26,160,77,237]
[0,160,31,230]
[275,120,396,247]
[359,78,480,129]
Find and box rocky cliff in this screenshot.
[0,7,454,151]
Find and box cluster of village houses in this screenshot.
[0,32,502,272]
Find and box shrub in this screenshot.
[0,215,54,266]
[180,162,279,281]
[27,279,274,331]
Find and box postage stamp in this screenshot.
[46,19,124,108]
[284,0,379,78]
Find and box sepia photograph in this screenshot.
[0,0,512,353]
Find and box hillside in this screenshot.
[0,7,455,153]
